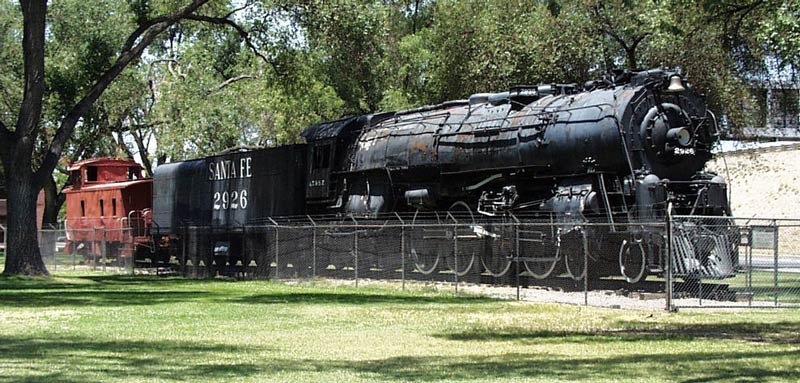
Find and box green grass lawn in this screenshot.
[725,270,800,304]
[0,272,798,382]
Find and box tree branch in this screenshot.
[35,0,212,186]
[121,16,169,53]
[223,1,253,19]
[185,14,281,74]
[590,3,631,51]
[129,126,154,177]
[212,75,257,92]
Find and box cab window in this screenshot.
[313,144,331,169]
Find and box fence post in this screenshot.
[401,225,406,290]
[126,228,132,275]
[308,216,317,280]
[275,227,280,280]
[190,227,198,278]
[71,230,76,271]
[699,278,703,306]
[182,227,187,275]
[446,212,458,294]
[582,227,588,306]
[453,218,459,295]
[773,219,779,307]
[91,228,97,271]
[665,203,673,312]
[52,230,57,271]
[354,231,359,288]
[515,223,520,301]
[129,228,135,275]
[312,226,317,280]
[101,228,107,273]
[395,212,405,291]
[747,228,753,307]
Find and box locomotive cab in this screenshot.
[306,139,335,201]
[301,112,394,214]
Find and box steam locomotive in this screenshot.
[72,68,736,282]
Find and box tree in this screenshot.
[0,0,227,275]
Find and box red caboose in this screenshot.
[63,158,157,264]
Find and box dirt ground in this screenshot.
[708,148,800,219]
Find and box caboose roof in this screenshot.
[68,157,142,171]
[64,179,151,193]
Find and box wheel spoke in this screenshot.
[410,210,441,275]
[563,228,587,281]
[446,201,478,277]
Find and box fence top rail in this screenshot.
[673,215,800,222]
[216,221,668,230]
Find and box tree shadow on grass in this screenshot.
[338,350,800,382]
[2,333,797,383]
[0,289,211,308]
[232,291,495,306]
[0,275,223,307]
[0,335,270,383]
[0,274,496,308]
[437,320,800,345]
[0,274,196,291]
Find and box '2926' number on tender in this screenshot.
[213,189,248,210]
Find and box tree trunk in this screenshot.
[42,175,63,228]
[3,171,48,276]
[626,47,637,71]
[131,128,154,177]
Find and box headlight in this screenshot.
[666,127,691,147]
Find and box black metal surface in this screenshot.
[147,68,736,283]
[319,69,717,219]
[152,145,307,235]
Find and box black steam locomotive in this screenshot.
[151,68,736,283]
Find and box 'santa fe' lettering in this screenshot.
[208,157,252,180]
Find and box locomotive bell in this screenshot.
[666,75,685,93]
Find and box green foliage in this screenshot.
[759,1,800,70]
[0,2,23,124]
[3,0,797,168]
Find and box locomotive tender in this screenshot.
[148,68,734,282]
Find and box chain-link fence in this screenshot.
[172,217,674,310]
[36,227,136,274]
[35,215,800,311]
[669,216,800,309]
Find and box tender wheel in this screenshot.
[562,227,588,281]
[480,218,513,277]
[520,229,561,280]
[410,210,444,275]
[445,201,479,277]
[619,239,647,283]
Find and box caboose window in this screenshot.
[80,201,85,217]
[313,144,331,169]
[100,199,105,217]
[71,170,81,186]
[112,198,117,216]
[87,166,98,182]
